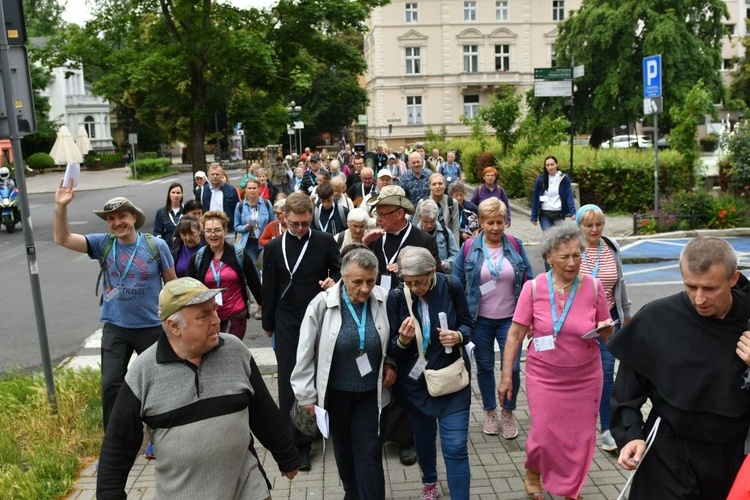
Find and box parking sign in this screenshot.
[643,55,662,98]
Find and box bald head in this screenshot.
[408,152,423,175]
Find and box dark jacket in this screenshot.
[186,241,262,307]
[530,172,576,223]
[201,183,241,222]
[153,206,184,244]
[387,274,474,419]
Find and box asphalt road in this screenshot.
[1,170,688,374]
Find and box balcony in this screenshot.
[458,70,527,89]
[66,94,106,106]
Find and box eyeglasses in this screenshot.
[274,211,283,216]
[376,207,401,219]
[402,274,432,290]
[204,228,224,235]
[287,220,311,228]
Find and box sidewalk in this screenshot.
[68,360,630,500]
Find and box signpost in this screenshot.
[643,55,662,211]
[534,66,578,176]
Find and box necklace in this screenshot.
[553,276,575,310]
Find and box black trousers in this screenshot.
[275,327,313,451]
[101,323,161,430]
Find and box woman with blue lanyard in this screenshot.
[187,211,262,339]
[576,204,631,453]
[234,178,274,263]
[498,223,614,500]
[453,198,532,440]
[291,245,395,500]
[387,246,474,500]
[153,182,184,243]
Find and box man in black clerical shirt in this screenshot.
[262,192,340,471]
[610,237,750,499]
[313,182,347,235]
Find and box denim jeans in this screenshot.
[474,316,520,411]
[327,388,384,499]
[598,307,620,431]
[539,210,563,231]
[101,323,161,430]
[412,409,470,499]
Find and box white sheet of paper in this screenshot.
[465,341,476,364]
[380,275,392,290]
[214,291,223,306]
[314,405,329,438]
[62,163,80,188]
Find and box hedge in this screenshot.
[130,158,171,177]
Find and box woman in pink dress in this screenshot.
[498,222,614,500]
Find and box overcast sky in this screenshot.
[62,0,276,25]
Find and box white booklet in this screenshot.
[314,405,329,438]
[581,319,620,339]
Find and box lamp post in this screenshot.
[287,101,302,154]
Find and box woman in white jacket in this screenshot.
[291,244,396,500]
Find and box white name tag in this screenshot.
[408,357,428,380]
[214,292,223,306]
[380,275,392,290]
[479,280,496,296]
[533,335,556,352]
[104,287,120,302]
[446,176,453,182]
[356,353,373,377]
[539,195,549,202]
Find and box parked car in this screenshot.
[656,137,670,150]
[600,135,653,149]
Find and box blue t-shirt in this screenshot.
[87,233,174,328]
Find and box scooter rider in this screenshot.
[0,167,16,191]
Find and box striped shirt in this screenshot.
[580,242,618,311]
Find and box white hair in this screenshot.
[347,207,370,223]
[161,310,187,334]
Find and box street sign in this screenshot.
[294,121,304,130]
[534,67,573,80]
[643,55,662,98]
[573,65,585,79]
[534,80,572,97]
[128,133,138,145]
[644,97,663,115]
[358,114,368,125]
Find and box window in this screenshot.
[495,45,510,71]
[405,47,422,75]
[723,58,735,71]
[550,50,558,67]
[84,115,96,139]
[726,24,736,35]
[464,1,477,21]
[463,45,479,73]
[747,8,750,19]
[405,3,418,23]
[463,95,480,119]
[496,0,508,21]
[406,96,423,125]
[552,0,565,21]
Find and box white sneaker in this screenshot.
[501,410,519,440]
[601,430,617,452]
[483,412,499,435]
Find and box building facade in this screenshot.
[43,66,113,152]
[364,0,582,148]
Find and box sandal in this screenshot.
[524,469,544,500]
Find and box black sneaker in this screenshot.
[399,444,417,466]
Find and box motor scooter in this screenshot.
[0,185,20,233]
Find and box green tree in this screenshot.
[555,0,729,141]
[669,80,716,172]
[479,85,521,155]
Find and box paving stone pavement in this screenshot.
[68,359,632,500]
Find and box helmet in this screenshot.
[0,167,9,180]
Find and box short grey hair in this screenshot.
[680,236,737,279]
[540,222,584,261]
[273,198,287,210]
[417,199,438,220]
[347,207,370,223]
[398,246,436,277]
[341,244,379,277]
[162,310,187,334]
[448,181,466,195]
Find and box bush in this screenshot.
[130,158,171,177]
[25,152,55,172]
[708,194,748,229]
[660,190,714,226]
[85,153,123,168]
[141,151,159,159]
[699,134,719,153]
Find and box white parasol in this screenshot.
[49,125,83,165]
[76,126,92,155]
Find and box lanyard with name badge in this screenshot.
[342,287,372,376]
[210,259,224,305]
[280,229,311,298]
[104,233,142,302]
[380,224,412,289]
[479,234,504,296]
[582,240,602,278]
[533,271,578,352]
[408,295,431,380]
[316,205,334,233]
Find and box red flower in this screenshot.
[718,209,728,219]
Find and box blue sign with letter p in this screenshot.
[643,55,662,98]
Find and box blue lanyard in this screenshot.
[547,270,578,337]
[416,297,431,354]
[582,240,602,278]
[111,233,141,288]
[210,259,223,287]
[342,287,368,351]
[481,234,503,282]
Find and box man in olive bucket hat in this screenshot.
[54,183,177,444]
